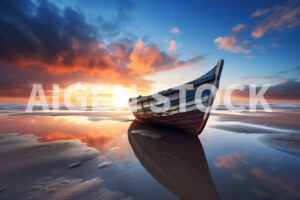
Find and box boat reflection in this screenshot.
[128,120,219,200]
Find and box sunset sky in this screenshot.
[0,0,300,104]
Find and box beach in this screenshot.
[0,104,299,200]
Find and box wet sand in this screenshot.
[212,109,300,130]
[0,107,299,200]
[0,134,131,200]
[260,133,300,157]
[210,109,300,158]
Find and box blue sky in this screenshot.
[49,0,300,88]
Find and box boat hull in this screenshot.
[133,110,206,136]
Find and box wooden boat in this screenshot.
[128,59,224,136]
[128,120,220,200]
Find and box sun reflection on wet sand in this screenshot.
[0,115,131,154]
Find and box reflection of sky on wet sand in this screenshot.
[201,117,300,200]
[0,115,131,154]
[0,109,299,199]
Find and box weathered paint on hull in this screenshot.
[133,109,209,136]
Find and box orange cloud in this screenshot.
[233,24,246,32]
[0,35,204,100]
[129,39,173,75]
[168,40,177,51]
[214,36,250,53]
[252,1,300,38]
[129,39,203,76]
[251,8,271,18]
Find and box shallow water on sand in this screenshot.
[0,108,299,200]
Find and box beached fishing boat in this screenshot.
[128,59,224,136]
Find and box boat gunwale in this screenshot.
[129,66,216,105]
[134,88,211,113]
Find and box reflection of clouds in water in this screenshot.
[251,168,300,198]
[0,111,137,166]
[7,110,134,122]
[0,115,131,154]
[214,152,249,169]
[232,172,246,180]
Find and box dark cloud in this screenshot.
[243,65,300,83]
[176,55,206,67]
[232,80,300,100]
[0,62,85,97]
[0,0,105,68]
[95,0,134,38]
[274,66,300,76]
[242,76,289,83]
